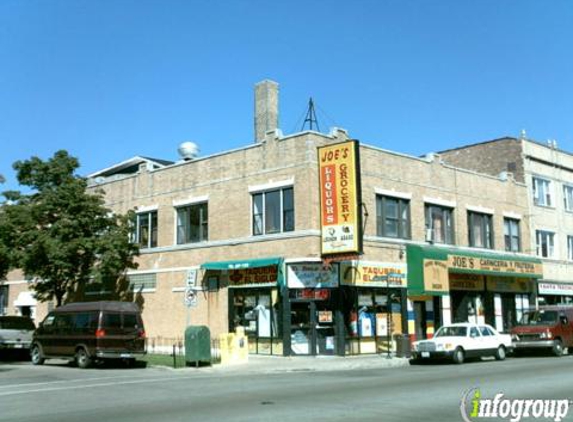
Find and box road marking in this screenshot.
[0,374,153,390]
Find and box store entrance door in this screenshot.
[290,299,336,356]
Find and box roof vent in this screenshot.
[178,142,199,161]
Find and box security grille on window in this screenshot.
[128,273,157,292]
[252,187,294,235]
[503,218,521,252]
[564,185,573,212]
[176,203,208,244]
[468,212,494,249]
[425,204,454,244]
[568,235,573,261]
[532,177,552,207]
[376,195,410,239]
[135,211,158,248]
[536,230,555,258]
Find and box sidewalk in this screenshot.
[206,354,410,375]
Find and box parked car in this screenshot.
[0,316,35,352]
[30,301,146,368]
[511,306,573,356]
[411,322,513,364]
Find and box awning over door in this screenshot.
[407,245,543,297]
[201,257,284,287]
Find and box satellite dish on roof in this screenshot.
[178,141,199,161]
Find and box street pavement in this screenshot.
[1,354,573,422]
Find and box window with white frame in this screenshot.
[536,230,555,258]
[568,235,573,261]
[503,218,521,252]
[376,195,410,239]
[425,204,454,244]
[252,187,294,236]
[532,177,553,207]
[468,211,494,249]
[135,211,158,248]
[176,203,208,244]
[564,185,573,212]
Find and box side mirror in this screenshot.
[560,316,568,325]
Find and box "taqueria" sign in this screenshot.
[318,140,362,255]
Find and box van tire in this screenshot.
[75,347,92,369]
[494,346,506,361]
[552,339,563,357]
[453,347,465,364]
[30,344,45,366]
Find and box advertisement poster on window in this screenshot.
[318,140,362,255]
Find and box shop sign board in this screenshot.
[228,266,278,287]
[449,273,485,291]
[538,282,573,296]
[318,140,362,256]
[487,277,531,293]
[340,261,407,288]
[287,263,339,288]
[423,259,449,293]
[448,255,543,277]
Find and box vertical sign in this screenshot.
[318,140,362,255]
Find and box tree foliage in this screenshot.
[0,151,139,306]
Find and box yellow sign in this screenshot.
[449,273,485,291]
[318,140,361,255]
[423,259,449,292]
[487,277,532,293]
[340,261,407,287]
[448,255,543,276]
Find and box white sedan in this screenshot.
[411,322,513,364]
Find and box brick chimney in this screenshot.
[254,80,279,143]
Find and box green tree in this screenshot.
[1,151,139,306]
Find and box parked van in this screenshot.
[511,306,573,356]
[31,301,146,368]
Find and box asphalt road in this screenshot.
[1,356,573,422]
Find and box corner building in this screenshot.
[1,81,542,355]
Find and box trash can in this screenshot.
[185,326,211,366]
[394,334,411,358]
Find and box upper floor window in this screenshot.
[532,177,553,207]
[425,204,454,244]
[135,211,158,248]
[536,230,555,258]
[564,185,573,212]
[568,235,573,261]
[376,195,410,239]
[468,212,494,249]
[503,218,521,252]
[252,187,294,236]
[176,203,208,244]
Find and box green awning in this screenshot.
[201,257,284,286]
[407,245,543,297]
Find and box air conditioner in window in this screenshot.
[425,228,434,243]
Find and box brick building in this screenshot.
[1,81,544,355]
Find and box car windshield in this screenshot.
[518,310,558,326]
[435,326,467,337]
[0,317,35,330]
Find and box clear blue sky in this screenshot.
[1,0,572,192]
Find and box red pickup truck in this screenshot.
[511,306,573,356]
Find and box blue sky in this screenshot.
[1,0,572,192]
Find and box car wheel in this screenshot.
[453,347,465,364]
[75,347,92,369]
[494,345,506,361]
[30,344,45,365]
[552,339,563,357]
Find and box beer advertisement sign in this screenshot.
[318,140,362,255]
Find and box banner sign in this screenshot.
[340,261,407,288]
[228,266,278,287]
[287,263,339,288]
[423,259,449,292]
[448,255,543,277]
[318,140,362,255]
[538,282,573,296]
[449,273,485,291]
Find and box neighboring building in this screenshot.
[1,82,543,356]
[440,136,573,306]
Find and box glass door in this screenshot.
[290,302,312,355]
